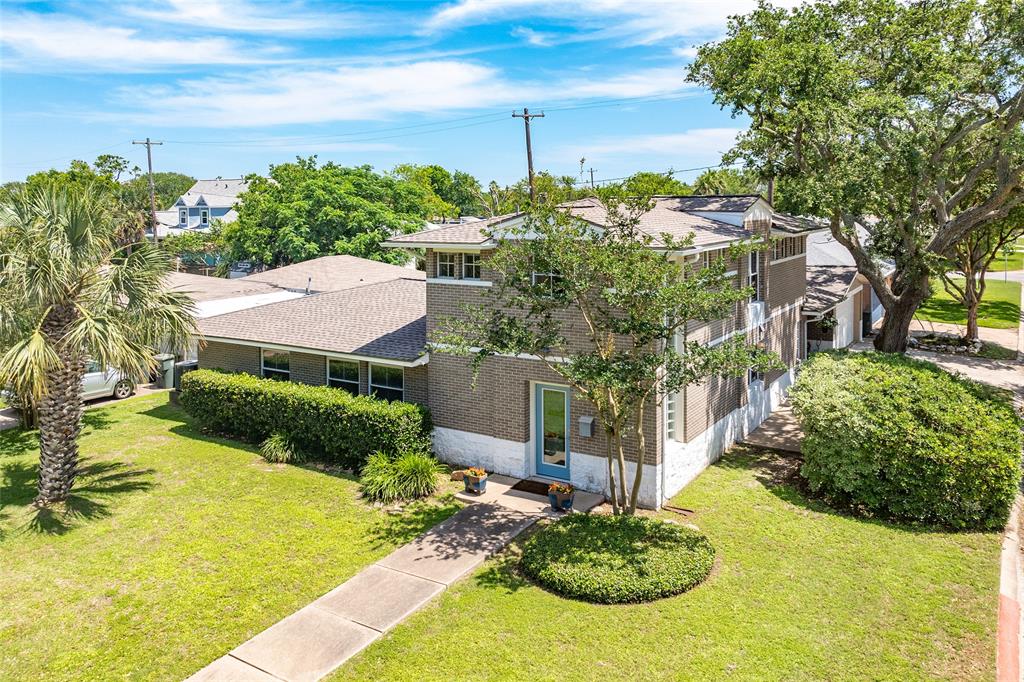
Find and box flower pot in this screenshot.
[464,474,487,494]
[548,491,575,512]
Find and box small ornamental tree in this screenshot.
[941,207,1024,341]
[433,188,780,514]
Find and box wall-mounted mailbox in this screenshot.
[578,416,595,438]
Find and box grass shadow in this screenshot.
[0,427,36,459]
[1,457,155,538]
[368,494,464,550]
[715,444,976,535]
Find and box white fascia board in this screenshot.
[381,241,494,250]
[203,336,429,367]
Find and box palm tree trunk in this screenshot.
[35,306,85,506]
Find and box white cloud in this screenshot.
[0,12,281,71]
[426,0,799,45]
[124,0,377,36]
[511,26,555,46]
[560,127,742,163]
[111,61,693,127]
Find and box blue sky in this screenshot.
[0,0,776,189]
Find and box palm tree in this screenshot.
[0,181,197,506]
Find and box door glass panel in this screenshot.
[541,389,566,467]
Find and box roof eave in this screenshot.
[202,335,429,367]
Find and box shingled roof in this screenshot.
[199,278,427,363]
[804,265,860,314]
[243,255,424,292]
[384,197,753,250]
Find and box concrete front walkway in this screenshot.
[189,479,603,682]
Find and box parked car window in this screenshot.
[369,364,404,402]
[328,359,359,395]
[84,360,101,373]
[462,253,481,280]
[261,349,290,381]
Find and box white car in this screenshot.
[82,361,134,401]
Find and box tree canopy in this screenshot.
[391,163,484,218]
[688,0,1024,351]
[223,157,436,267]
[692,167,762,196]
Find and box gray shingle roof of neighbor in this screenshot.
[175,178,249,209]
[771,212,829,234]
[198,278,427,362]
[164,272,280,303]
[385,197,753,250]
[242,255,424,292]
[804,265,860,314]
[663,195,764,213]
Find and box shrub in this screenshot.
[260,433,299,463]
[360,451,445,503]
[789,351,1022,530]
[180,369,432,470]
[520,514,715,604]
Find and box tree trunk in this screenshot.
[873,299,918,352]
[34,306,85,507]
[627,403,647,515]
[965,286,980,342]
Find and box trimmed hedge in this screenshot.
[789,351,1022,530]
[180,369,432,470]
[520,514,715,603]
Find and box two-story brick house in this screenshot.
[381,195,812,507]
[192,195,814,508]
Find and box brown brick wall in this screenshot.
[429,352,660,466]
[199,340,260,375]
[197,341,427,405]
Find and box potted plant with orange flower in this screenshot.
[548,482,575,511]
[463,466,488,494]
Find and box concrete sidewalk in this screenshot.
[189,482,603,682]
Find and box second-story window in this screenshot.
[178,209,187,225]
[532,271,563,298]
[748,252,761,302]
[437,252,456,278]
[200,209,210,226]
[463,253,481,280]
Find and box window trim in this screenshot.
[261,348,290,381]
[369,363,404,402]
[462,252,481,280]
[531,271,563,297]
[200,209,210,226]
[326,357,360,394]
[179,208,187,225]
[436,252,457,279]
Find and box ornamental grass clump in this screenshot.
[789,351,1022,530]
[520,513,715,604]
[259,433,300,464]
[360,451,445,504]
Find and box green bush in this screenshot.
[520,514,715,604]
[260,433,299,464]
[180,369,432,470]
[360,450,445,503]
[789,351,1022,530]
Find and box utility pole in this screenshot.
[588,167,596,189]
[512,108,544,202]
[132,137,163,244]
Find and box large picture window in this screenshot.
[328,358,359,395]
[436,252,456,278]
[369,364,404,402]
[261,349,290,381]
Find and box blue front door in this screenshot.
[535,384,570,480]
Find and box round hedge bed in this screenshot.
[519,513,714,604]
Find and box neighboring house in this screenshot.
[803,225,895,352]
[193,257,428,403]
[153,178,248,240]
[380,194,814,508]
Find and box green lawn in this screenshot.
[987,249,1024,272]
[916,277,1021,329]
[0,393,459,681]
[334,446,1000,681]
